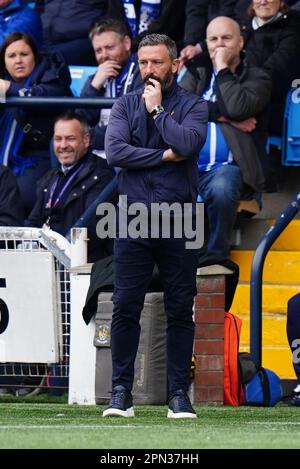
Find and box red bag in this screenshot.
[223,312,245,405]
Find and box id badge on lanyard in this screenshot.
[99,108,111,127]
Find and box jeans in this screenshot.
[198,165,244,259]
[111,234,198,395]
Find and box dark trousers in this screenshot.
[287,293,300,383]
[13,153,51,216]
[111,235,198,395]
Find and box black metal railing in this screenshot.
[1,96,117,109]
[250,192,300,366]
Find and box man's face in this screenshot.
[252,0,281,20]
[92,31,131,66]
[54,119,90,167]
[138,44,178,90]
[0,0,13,8]
[206,18,244,67]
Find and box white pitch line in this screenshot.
[0,422,299,430]
[245,421,300,426]
[0,425,162,430]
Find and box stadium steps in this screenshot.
[230,220,300,379]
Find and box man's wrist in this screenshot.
[150,105,164,118]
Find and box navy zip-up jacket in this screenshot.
[105,79,207,207]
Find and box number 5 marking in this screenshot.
[0,278,9,334]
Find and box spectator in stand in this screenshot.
[106,0,186,51]
[180,0,237,67]
[78,18,142,156]
[0,165,24,226]
[235,0,300,21]
[40,0,107,65]
[0,0,43,46]
[0,32,72,215]
[26,112,115,262]
[180,0,300,138]
[179,16,271,265]
[236,0,300,137]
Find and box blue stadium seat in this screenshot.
[282,87,300,165]
[69,66,98,97]
[267,135,282,153]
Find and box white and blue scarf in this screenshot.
[94,55,137,158]
[199,73,234,172]
[98,56,136,126]
[0,71,39,175]
[102,54,137,99]
[122,0,161,36]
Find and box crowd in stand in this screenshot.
[1,0,300,402]
[0,0,300,261]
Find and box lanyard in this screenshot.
[46,162,85,209]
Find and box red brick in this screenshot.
[194,309,224,324]
[195,355,224,371]
[195,370,223,386]
[196,277,225,294]
[194,295,212,308]
[193,387,209,402]
[195,324,224,340]
[194,339,224,355]
[193,386,223,404]
[194,294,225,309]
[208,387,224,402]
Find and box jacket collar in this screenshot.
[242,10,291,32]
[162,76,178,99]
[54,152,91,179]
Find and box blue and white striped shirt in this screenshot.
[198,73,235,172]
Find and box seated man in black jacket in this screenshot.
[0,165,24,226]
[179,16,271,264]
[26,112,115,262]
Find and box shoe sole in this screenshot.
[103,407,135,418]
[167,409,197,419]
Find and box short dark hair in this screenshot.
[89,18,131,41]
[0,32,39,78]
[138,34,178,60]
[54,112,90,134]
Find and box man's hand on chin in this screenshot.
[142,78,162,114]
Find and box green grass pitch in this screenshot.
[0,401,299,449]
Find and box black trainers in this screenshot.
[167,389,197,419]
[286,391,300,406]
[102,385,134,417]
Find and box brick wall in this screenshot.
[193,266,231,404]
